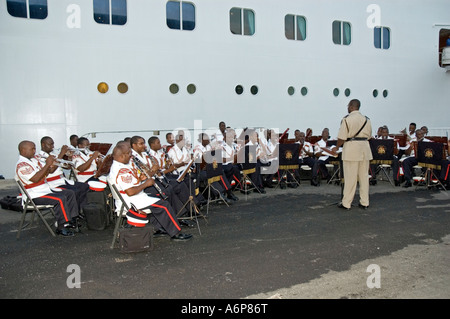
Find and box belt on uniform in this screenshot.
[346,137,368,141]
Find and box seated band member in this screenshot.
[221,128,242,191]
[370,126,399,185]
[148,136,207,208]
[16,141,80,236]
[130,136,188,217]
[107,142,192,241]
[193,133,235,203]
[72,137,101,183]
[292,130,316,185]
[37,136,89,212]
[311,128,332,186]
[400,128,431,188]
[243,129,266,194]
[439,140,450,188]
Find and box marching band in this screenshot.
[14,121,450,238]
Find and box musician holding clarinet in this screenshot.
[108,141,193,241]
[332,99,373,210]
[130,136,191,219]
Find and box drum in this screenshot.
[88,181,107,192]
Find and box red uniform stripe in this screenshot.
[41,195,69,222]
[151,203,181,231]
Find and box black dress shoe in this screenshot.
[179,219,196,228]
[337,203,350,210]
[171,233,193,241]
[403,181,412,188]
[358,203,369,210]
[394,180,401,187]
[227,193,239,201]
[311,179,319,186]
[56,227,75,237]
[153,229,168,238]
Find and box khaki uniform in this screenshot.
[337,110,373,208]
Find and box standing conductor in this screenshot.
[332,99,373,210]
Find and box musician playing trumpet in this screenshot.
[72,137,101,183]
[36,136,89,211]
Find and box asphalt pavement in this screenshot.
[1,177,450,302]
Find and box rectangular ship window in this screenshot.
[7,0,47,19]
[166,1,196,31]
[374,26,390,49]
[230,7,255,36]
[333,20,351,45]
[285,14,306,41]
[93,0,127,25]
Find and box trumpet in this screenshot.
[54,158,76,167]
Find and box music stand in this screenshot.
[201,149,229,215]
[325,140,341,185]
[237,144,260,196]
[369,139,395,187]
[276,143,300,189]
[176,160,206,235]
[415,141,446,190]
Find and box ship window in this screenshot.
[7,0,48,19]
[285,15,306,41]
[373,89,378,98]
[93,0,127,26]
[235,85,244,95]
[169,83,179,94]
[288,86,295,96]
[383,89,388,98]
[230,7,255,36]
[301,87,308,96]
[374,27,390,49]
[250,85,258,95]
[333,88,340,97]
[166,1,195,31]
[332,20,351,45]
[97,82,109,94]
[187,84,196,94]
[117,82,128,94]
[344,88,351,97]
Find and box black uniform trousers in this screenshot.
[142,199,181,237]
[56,181,89,211]
[33,189,79,229]
[143,179,187,216]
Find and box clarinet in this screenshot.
[132,157,168,200]
[149,154,170,188]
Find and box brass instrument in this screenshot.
[55,158,76,167]
[132,156,168,200]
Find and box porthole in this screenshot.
[169,83,179,94]
[117,82,128,94]
[301,87,308,96]
[288,86,295,96]
[235,85,244,95]
[333,88,340,97]
[250,85,258,95]
[383,89,388,98]
[373,89,379,98]
[97,82,109,94]
[187,84,196,94]
[344,88,351,97]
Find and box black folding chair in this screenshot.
[15,179,56,239]
[108,182,130,249]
